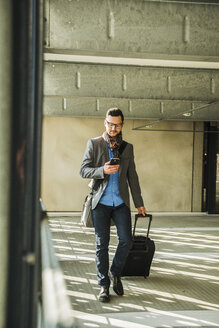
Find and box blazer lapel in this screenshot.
[119,157,123,177]
[101,137,109,163]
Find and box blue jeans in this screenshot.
[92,203,132,287]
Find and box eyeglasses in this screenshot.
[106,120,123,129]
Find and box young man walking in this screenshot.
[80,108,146,302]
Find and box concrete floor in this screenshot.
[48,213,219,328]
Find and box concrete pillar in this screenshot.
[192,122,204,212]
[0,1,12,327]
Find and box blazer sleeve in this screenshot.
[127,144,144,208]
[80,139,105,179]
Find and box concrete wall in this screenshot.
[41,117,203,212]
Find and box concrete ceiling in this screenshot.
[43,0,219,123]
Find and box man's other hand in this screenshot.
[137,206,147,216]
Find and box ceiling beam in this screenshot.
[44,51,219,70]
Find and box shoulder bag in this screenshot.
[81,191,93,227]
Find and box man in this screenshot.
[80,108,146,302]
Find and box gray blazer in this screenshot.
[80,136,144,210]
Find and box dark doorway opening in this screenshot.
[203,122,218,214]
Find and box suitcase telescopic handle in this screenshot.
[133,214,152,239]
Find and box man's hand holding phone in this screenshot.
[109,158,120,165]
[103,158,120,175]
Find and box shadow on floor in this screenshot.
[49,214,219,328]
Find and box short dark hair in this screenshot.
[106,107,124,122]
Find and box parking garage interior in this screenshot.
[0,1,219,327]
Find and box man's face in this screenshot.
[104,115,123,137]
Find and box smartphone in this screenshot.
[110,158,120,165]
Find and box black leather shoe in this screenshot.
[98,286,110,302]
[111,274,124,296]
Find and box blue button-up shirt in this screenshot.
[99,145,124,207]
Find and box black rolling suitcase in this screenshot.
[121,214,155,278]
